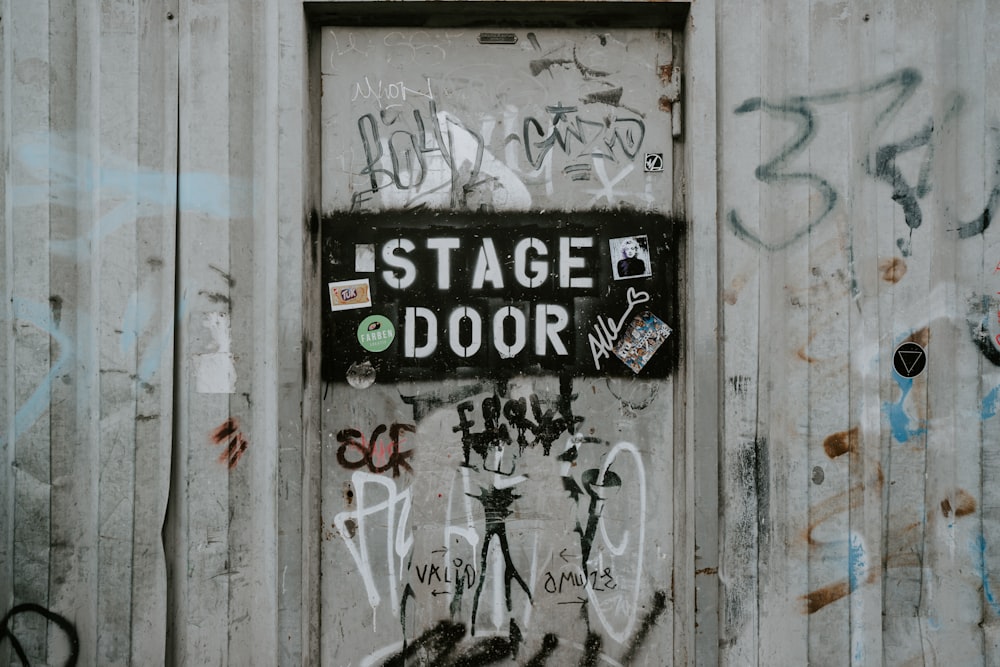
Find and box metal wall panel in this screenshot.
[1,0,179,664]
[717,0,999,664]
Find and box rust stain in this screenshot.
[797,346,818,364]
[802,580,851,614]
[823,426,859,459]
[878,257,908,283]
[802,570,878,614]
[695,567,718,576]
[804,463,883,546]
[658,95,673,113]
[905,326,930,348]
[723,274,749,305]
[942,489,976,517]
[658,63,674,83]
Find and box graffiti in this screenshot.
[414,557,478,591]
[969,261,1000,368]
[352,99,530,211]
[334,472,414,614]
[452,381,583,462]
[14,133,240,259]
[210,418,248,469]
[400,381,499,422]
[467,482,534,636]
[800,427,880,615]
[976,534,1000,617]
[348,100,650,211]
[542,568,617,594]
[560,439,647,643]
[334,379,652,662]
[729,67,1000,255]
[383,30,456,64]
[337,423,416,477]
[352,76,435,110]
[0,603,79,667]
[800,422,978,616]
[3,133,231,449]
[522,104,645,169]
[586,288,650,372]
[366,589,667,666]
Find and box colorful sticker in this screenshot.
[329,279,372,311]
[613,310,672,373]
[358,315,395,352]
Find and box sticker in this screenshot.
[613,310,672,373]
[893,341,926,378]
[358,315,395,352]
[355,243,376,272]
[194,313,236,393]
[610,235,652,280]
[346,360,376,389]
[644,153,663,172]
[329,279,372,311]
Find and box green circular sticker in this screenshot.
[357,315,395,352]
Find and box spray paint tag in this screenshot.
[358,315,395,352]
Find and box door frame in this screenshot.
[295,2,720,663]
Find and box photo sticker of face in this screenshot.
[610,235,652,280]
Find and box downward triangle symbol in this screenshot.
[897,350,923,375]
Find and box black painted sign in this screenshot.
[321,211,683,382]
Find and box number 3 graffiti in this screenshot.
[728,67,1000,255]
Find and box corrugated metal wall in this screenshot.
[718,2,1000,663]
[3,0,1000,664]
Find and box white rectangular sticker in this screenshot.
[329,278,372,311]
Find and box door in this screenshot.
[319,23,684,666]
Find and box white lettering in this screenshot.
[427,237,461,289]
[559,237,593,289]
[587,287,651,370]
[382,238,417,289]
[404,307,437,358]
[493,307,526,358]
[472,238,504,289]
[448,307,482,358]
[514,238,549,288]
[535,304,569,356]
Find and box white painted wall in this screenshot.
[2,0,998,665]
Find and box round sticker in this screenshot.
[357,315,395,352]
[892,341,926,378]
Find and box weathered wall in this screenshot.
[2,0,1000,665]
[717,2,1000,664]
